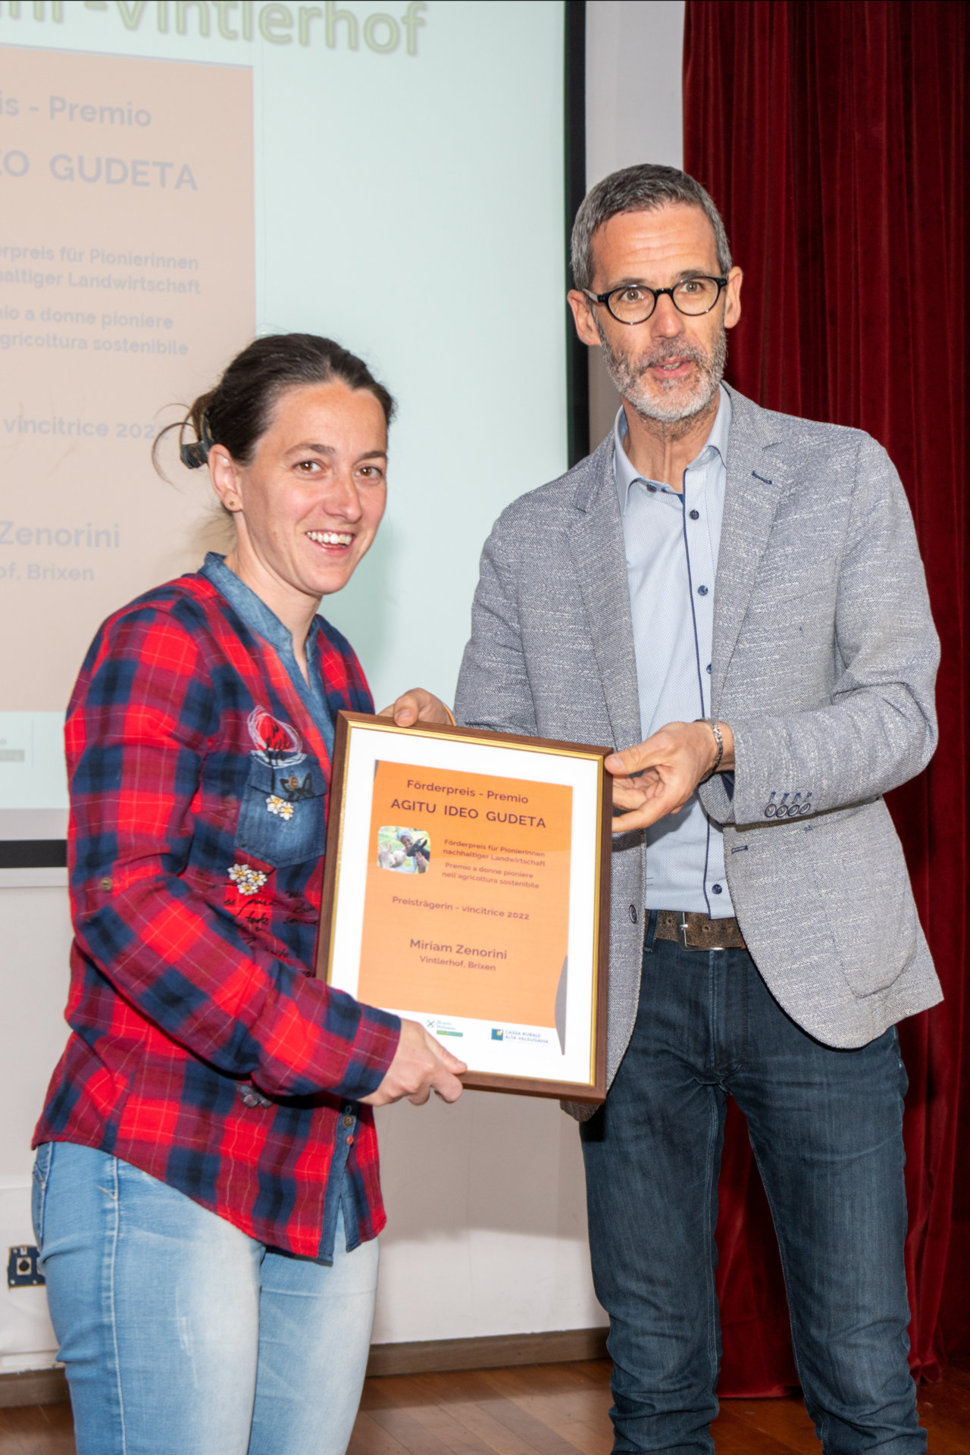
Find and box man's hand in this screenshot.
[607,720,734,835]
[361,1019,466,1106]
[379,688,454,727]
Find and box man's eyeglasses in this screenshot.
[583,276,729,326]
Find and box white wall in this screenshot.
[0,877,74,1371]
[585,0,686,442]
[0,0,685,1370]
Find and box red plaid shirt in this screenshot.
[34,562,401,1259]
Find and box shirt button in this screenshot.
[706,663,712,674]
[646,483,657,493]
[342,1114,355,1127]
[712,883,723,894]
[697,585,709,597]
[346,1135,354,1146]
[628,905,638,924]
[689,509,700,520]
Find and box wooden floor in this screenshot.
[1,1357,968,1453]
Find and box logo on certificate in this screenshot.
[424,1017,463,1039]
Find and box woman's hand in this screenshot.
[361,1019,466,1106]
[379,688,454,726]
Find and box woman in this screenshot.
[31,334,465,1455]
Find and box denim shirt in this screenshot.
[201,552,337,761]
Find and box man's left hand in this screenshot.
[379,688,454,727]
[607,720,734,834]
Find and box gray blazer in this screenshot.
[455,388,941,1099]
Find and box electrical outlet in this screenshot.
[7,1245,45,1288]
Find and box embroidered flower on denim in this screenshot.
[266,794,295,821]
[228,862,269,896]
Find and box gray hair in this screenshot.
[570,164,732,289]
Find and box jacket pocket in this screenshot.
[234,757,328,869]
[808,802,918,996]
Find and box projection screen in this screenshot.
[0,0,584,866]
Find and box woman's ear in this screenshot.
[208,445,243,512]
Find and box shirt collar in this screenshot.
[613,384,732,510]
[200,551,316,660]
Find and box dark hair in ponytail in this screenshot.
[155,333,395,471]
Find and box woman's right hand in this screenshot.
[361,1019,466,1106]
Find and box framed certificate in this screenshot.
[317,713,612,1101]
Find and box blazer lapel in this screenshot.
[568,438,643,750]
[712,391,785,707]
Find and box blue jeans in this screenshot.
[580,919,925,1454]
[32,1142,378,1455]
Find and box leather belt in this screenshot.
[655,909,747,951]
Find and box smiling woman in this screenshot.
[30,333,466,1455]
[209,379,389,651]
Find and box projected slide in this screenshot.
[1,45,254,837]
[0,51,251,483]
[0,3,570,853]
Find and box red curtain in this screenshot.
[683,0,968,1391]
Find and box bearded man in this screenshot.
[455,165,939,1454]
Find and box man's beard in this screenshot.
[597,322,727,426]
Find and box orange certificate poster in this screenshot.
[358,760,572,1036]
[320,714,611,1100]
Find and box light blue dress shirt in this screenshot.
[613,386,735,917]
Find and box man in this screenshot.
[454,165,940,1453]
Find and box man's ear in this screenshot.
[723,266,743,331]
[567,289,603,348]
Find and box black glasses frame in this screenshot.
[583,276,729,325]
